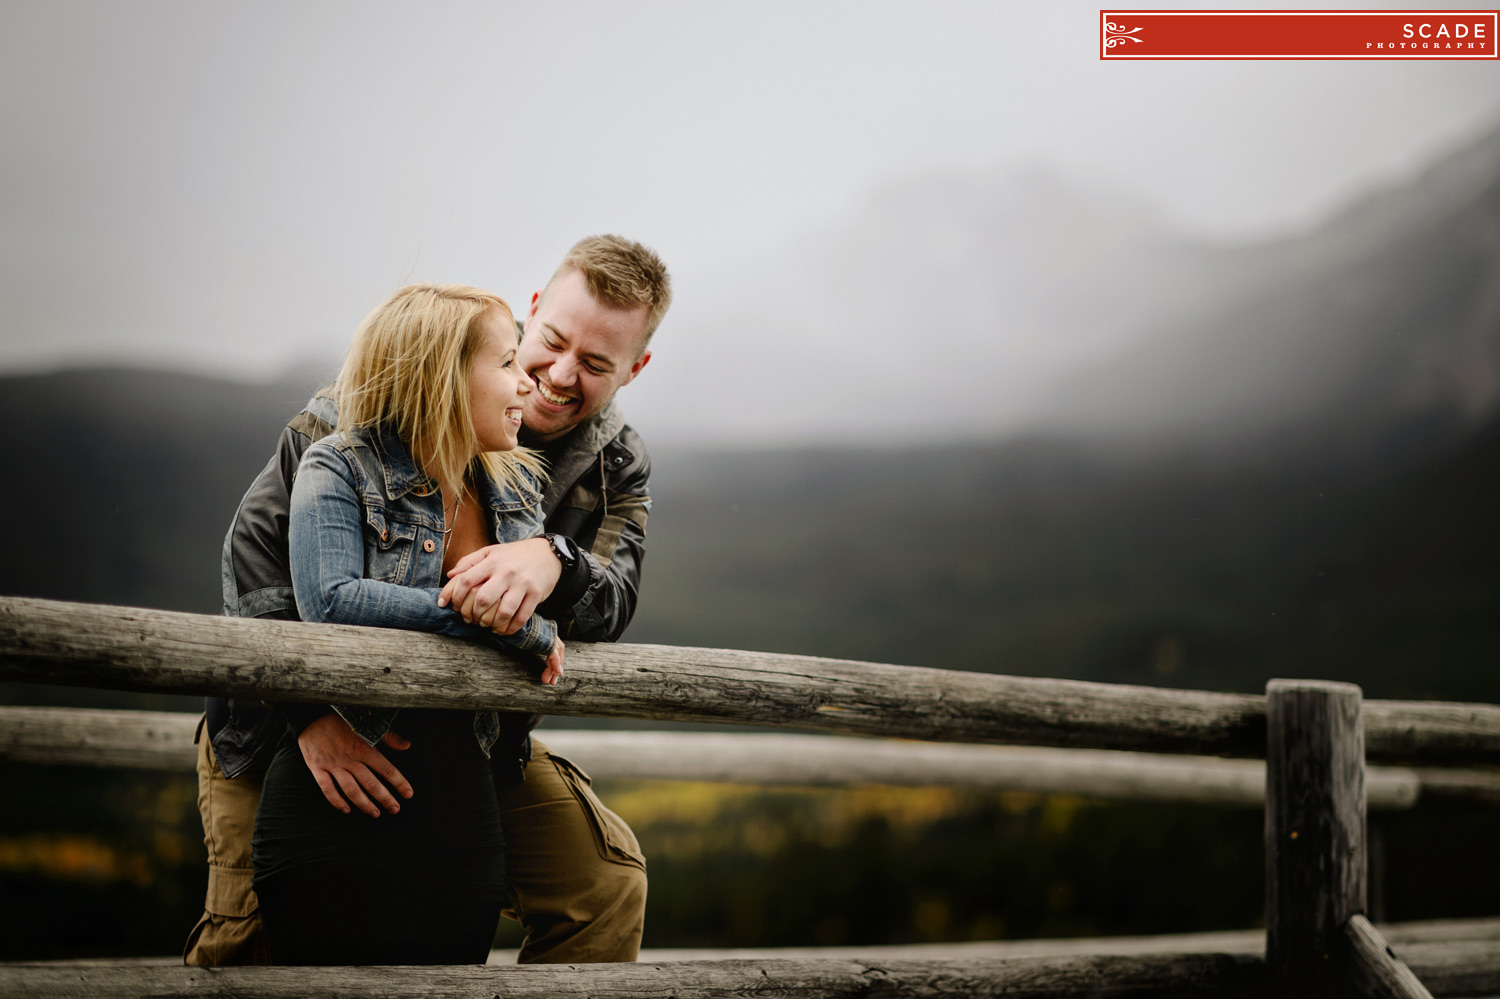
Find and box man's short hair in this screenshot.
[550,235,673,346]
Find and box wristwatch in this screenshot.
[543,533,579,570]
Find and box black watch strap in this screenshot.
[539,533,591,619]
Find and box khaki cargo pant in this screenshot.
[184,719,647,966]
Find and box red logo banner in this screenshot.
[1100,10,1499,59]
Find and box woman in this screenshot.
[252,283,563,965]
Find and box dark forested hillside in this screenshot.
[0,368,321,616]
[637,412,1500,704]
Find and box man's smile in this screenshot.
[533,377,578,408]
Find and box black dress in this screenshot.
[252,708,505,964]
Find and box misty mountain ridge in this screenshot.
[639,119,1500,445]
[9,118,1495,451]
[1033,122,1500,444]
[649,165,1259,442]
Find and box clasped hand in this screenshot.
[439,537,560,635]
[439,537,566,686]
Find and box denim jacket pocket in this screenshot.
[364,508,420,584]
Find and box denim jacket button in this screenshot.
[381,530,389,541]
[423,539,436,552]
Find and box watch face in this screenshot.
[551,534,576,563]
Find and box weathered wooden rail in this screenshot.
[4,597,1500,763]
[2,594,1497,998]
[7,706,1500,809]
[10,919,1500,997]
[6,930,1500,999]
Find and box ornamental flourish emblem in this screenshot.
[1105,21,1144,47]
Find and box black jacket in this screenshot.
[209,393,651,779]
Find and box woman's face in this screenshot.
[468,307,532,453]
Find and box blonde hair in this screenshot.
[547,234,673,349]
[333,283,545,498]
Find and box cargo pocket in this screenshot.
[549,752,646,871]
[184,867,268,966]
[206,864,260,918]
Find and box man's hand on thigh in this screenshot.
[297,714,414,818]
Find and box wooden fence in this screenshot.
[2,595,1499,997]
[8,707,1500,810]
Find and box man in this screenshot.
[185,234,669,966]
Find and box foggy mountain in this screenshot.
[1036,122,1500,442]
[641,166,1259,443]
[638,121,1500,445]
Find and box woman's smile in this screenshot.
[468,307,533,453]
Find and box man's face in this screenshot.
[518,267,652,441]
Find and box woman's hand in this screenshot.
[541,638,565,686]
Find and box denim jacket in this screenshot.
[287,421,558,756]
[211,383,650,780]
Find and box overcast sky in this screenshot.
[2,0,1498,437]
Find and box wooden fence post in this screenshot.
[1265,679,1435,999]
[1265,679,1366,996]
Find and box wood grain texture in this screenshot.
[0,706,198,770]
[8,920,1497,996]
[1264,680,1367,997]
[1364,700,1500,766]
[17,708,1493,811]
[0,596,1267,756]
[1398,939,1500,997]
[0,951,1263,999]
[540,730,1430,808]
[1342,914,1435,999]
[1411,767,1500,806]
[626,916,1500,965]
[3,597,1499,762]
[5,937,1499,999]
[628,930,1499,998]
